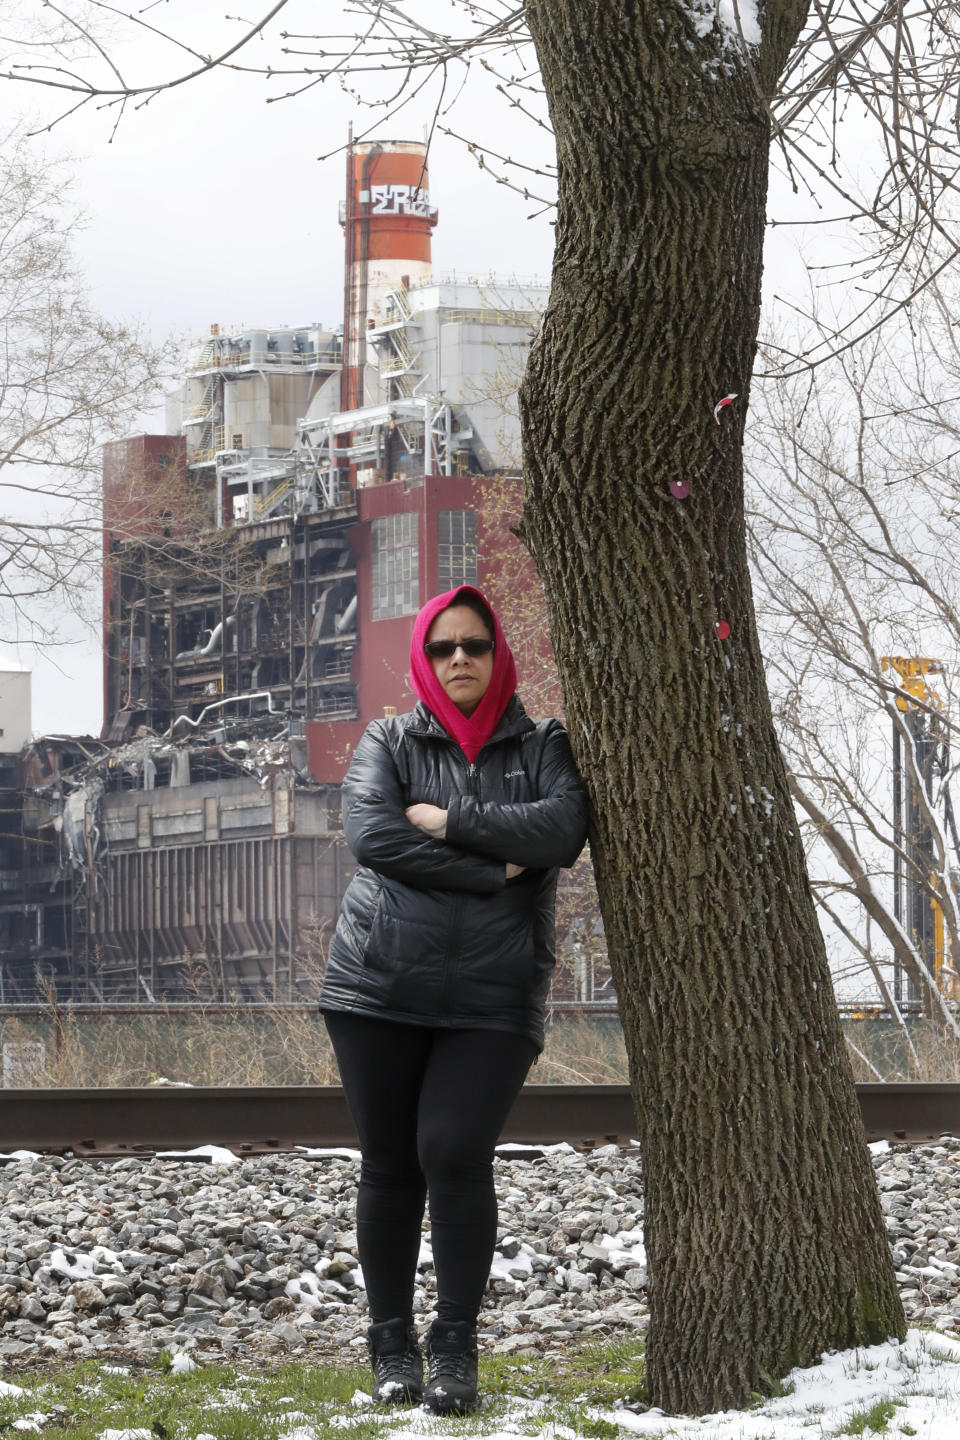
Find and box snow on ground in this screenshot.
[370,1329,960,1439]
[154,1145,240,1166]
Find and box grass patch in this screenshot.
[480,1336,646,1409]
[834,1398,899,1436]
[0,1338,647,1440]
[0,1354,373,1440]
[749,1368,797,1406]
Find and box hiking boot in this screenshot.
[424,1319,479,1414]
[366,1318,424,1405]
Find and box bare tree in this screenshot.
[12,0,960,1410]
[517,0,923,1411]
[748,297,960,1070]
[3,0,959,350]
[0,128,170,643]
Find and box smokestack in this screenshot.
[340,138,438,413]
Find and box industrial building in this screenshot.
[4,138,953,1037]
[104,139,547,747]
[0,661,75,1001]
[0,136,610,1009]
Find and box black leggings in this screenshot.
[323,1011,536,1326]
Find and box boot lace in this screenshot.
[430,1350,472,1383]
[375,1349,418,1384]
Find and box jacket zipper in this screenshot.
[442,757,479,1021]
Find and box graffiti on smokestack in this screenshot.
[340,130,439,416]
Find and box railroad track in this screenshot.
[0,1084,958,1159]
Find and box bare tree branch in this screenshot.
[0,128,171,643]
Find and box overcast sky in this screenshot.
[0,1,840,735]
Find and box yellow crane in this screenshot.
[880,657,959,1004]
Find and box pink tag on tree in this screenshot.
[715,621,731,640]
[714,394,739,424]
[670,480,690,499]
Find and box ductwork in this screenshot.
[175,614,237,661]
[335,595,358,634]
[167,691,279,736]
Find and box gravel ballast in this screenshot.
[0,1136,958,1371]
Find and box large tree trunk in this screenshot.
[520,0,904,1415]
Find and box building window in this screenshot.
[371,512,419,619]
[437,509,477,592]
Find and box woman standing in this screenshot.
[320,585,588,1413]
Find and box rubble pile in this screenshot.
[22,716,314,883]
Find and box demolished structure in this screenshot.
[16,726,342,1004]
[4,136,611,1009]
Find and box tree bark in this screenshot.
[520,0,904,1414]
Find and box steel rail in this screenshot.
[0,1001,906,1016]
[0,1084,958,1159]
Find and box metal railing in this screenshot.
[440,307,542,328]
[188,347,341,373]
[188,426,225,465]
[312,691,358,718]
[252,475,296,519]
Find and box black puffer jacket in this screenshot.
[320,697,589,1047]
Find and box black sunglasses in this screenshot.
[424,638,495,659]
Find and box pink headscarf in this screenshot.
[409,585,517,762]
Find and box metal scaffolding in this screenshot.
[297,398,454,506]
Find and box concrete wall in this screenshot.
[393,281,546,472]
[100,775,335,851]
[0,667,31,754]
[438,321,530,471]
[223,373,318,450]
[81,776,350,998]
